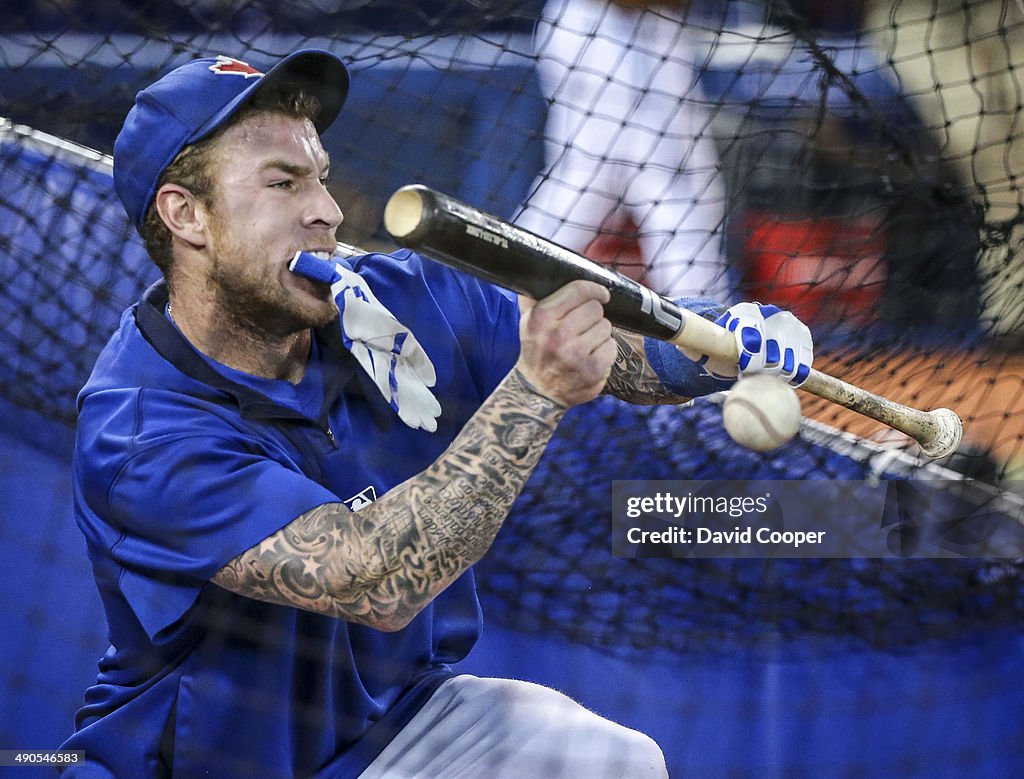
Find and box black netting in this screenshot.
[2,3,1024,769]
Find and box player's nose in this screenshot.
[306,184,344,232]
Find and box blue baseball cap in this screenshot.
[114,49,350,230]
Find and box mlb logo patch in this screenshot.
[343,486,378,512]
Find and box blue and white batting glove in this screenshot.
[289,251,442,432]
[712,302,814,387]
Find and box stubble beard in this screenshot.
[206,227,339,338]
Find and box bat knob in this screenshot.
[918,407,963,459]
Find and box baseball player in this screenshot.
[60,49,812,777]
[516,0,729,300]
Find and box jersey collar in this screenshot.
[134,280,396,430]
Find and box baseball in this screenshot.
[722,374,802,451]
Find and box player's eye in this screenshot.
[270,179,294,190]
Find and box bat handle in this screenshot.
[668,310,963,459]
[669,306,741,363]
[801,371,963,459]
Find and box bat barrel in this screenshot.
[384,184,684,341]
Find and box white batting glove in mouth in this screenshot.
[290,251,442,432]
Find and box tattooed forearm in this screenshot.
[212,368,565,631]
[603,329,691,405]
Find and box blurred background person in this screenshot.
[515,0,731,300]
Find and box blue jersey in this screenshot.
[62,250,521,778]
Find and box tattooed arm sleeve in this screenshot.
[212,368,565,631]
[602,329,692,406]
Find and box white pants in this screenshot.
[516,0,729,299]
[358,675,668,778]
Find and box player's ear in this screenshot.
[154,183,208,248]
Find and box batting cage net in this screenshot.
[2,0,1024,774]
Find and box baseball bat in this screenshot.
[383,184,963,459]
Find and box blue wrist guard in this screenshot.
[643,296,735,398]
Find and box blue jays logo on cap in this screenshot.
[208,55,263,78]
[113,49,350,231]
